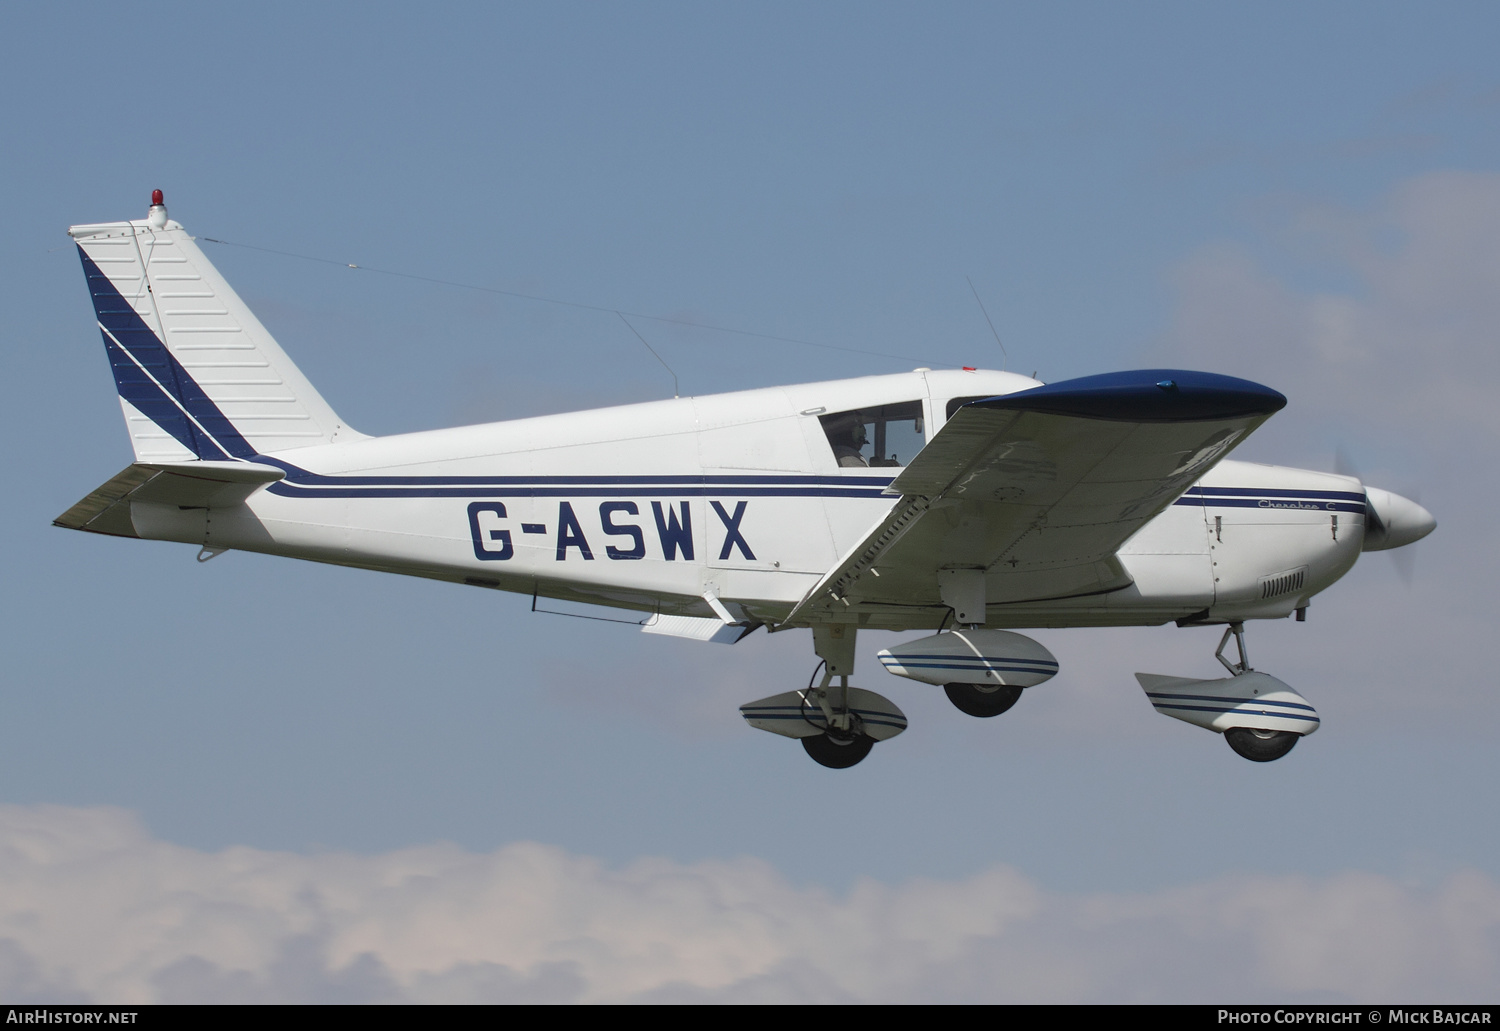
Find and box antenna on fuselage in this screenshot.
[617,312,680,398]
[965,276,1009,370]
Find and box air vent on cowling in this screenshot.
[1259,566,1308,599]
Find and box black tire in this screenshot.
[943,681,1023,718]
[802,731,876,769]
[1224,727,1299,762]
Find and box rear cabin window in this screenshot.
[819,401,924,468]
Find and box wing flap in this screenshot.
[641,614,750,644]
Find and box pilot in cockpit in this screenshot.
[829,416,869,467]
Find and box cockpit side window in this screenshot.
[819,401,924,468]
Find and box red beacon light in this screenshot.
[147,189,168,229]
[962,366,977,372]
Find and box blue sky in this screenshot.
[3,2,1498,1002]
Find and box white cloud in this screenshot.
[1138,171,1500,732]
[0,805,1494,1003]
[1162,170,1500,447]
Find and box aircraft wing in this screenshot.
[784,370,1286,624]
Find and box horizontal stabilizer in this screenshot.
[52,465,155,537]
[55,461,284,537]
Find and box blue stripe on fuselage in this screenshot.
[265,482,894,499]
[1174,488,1365,514]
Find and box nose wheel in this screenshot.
[1225,726,1299,762]
[1215,622,1301,763]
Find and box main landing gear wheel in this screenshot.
[944,681,1023,718]
[802,731,876,769]
[1224,727,1299,762]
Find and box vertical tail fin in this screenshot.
[70,192,364,462]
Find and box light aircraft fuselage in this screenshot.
[120,369,1366,631]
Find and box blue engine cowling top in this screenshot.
[877,629,1059,688]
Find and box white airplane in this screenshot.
[58,193,1436,768]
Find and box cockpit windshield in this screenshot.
[819,401,925,468]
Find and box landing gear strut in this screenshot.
[1214,622,1299,762]
[799,666,878,769]
[738,625,908,768]
[1215,622,1253,676]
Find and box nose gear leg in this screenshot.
[1215,622,1251,676]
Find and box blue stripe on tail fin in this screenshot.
[79,248,256,461]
